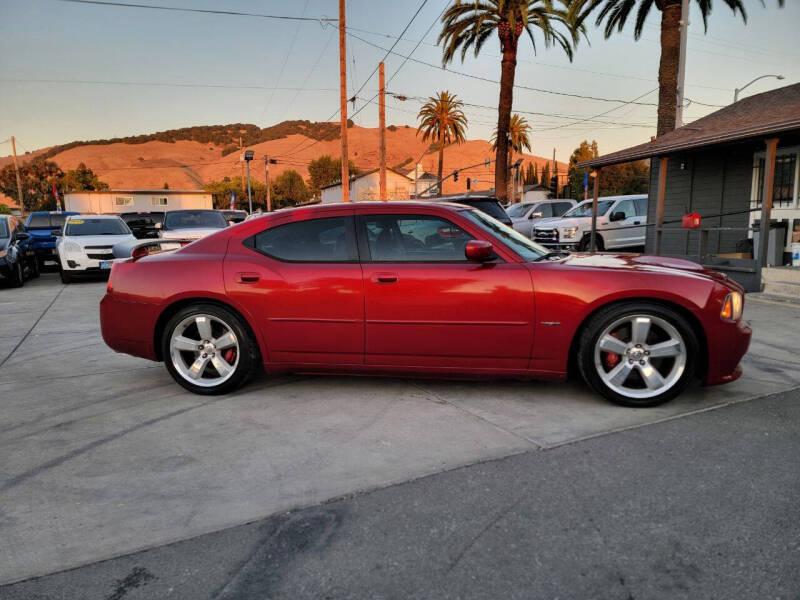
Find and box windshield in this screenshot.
[563,200,615,218]
[505,203,536,218]
[122,213,163,227]
[164,210,227,230]
[460,209,547,262]
[0,220,9,238]
[65,218,131,236]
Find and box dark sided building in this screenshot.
[580,83,800,292]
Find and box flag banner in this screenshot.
[230,191,236,210]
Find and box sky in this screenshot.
[1,0,798,163]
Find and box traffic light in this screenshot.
[453,170,459,182]
[550,175,558,197]
[466,177,471,190]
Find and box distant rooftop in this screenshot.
[64,189,209,194]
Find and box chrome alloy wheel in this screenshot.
[169,314,240,388]
[593,314,687,400]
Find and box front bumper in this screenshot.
[704,318,752,386]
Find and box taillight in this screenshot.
[132,246,149,260]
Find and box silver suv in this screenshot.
[506,200,577,237]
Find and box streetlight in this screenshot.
[242,150,255,213]
[734,74,785,103]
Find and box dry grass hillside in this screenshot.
[1,124,567,207]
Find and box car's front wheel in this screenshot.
[162,303,259,395]
[577,302,698,407]
[10,261,24,287]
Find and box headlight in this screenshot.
[721,291,743,321]
[64,241,83,254]
[561,226,579,240]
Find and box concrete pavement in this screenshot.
[1,273,800,585]
[3,388,798,600]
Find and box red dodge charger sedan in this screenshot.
[100,202,751,407]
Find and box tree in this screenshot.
[524,162,534,185]
[567,139,648,197]
[540,162,550,195]
[307,154,359,197]
[492,113,532,196]
[567,140,598,198]
[61,162,109,193]
[0,203,11,215]
[576,0,784,137]
[163,182,170,190]
[416,91,468,197]
[271,170,311,208]
[532,162,539,185]
[0,158,63,212]
[439,0,580,201]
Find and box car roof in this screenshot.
[66,213,123,220]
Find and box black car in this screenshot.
[120,211,164,239]
[0,215,38,287]
[429,196,513,227]
[220,209,248,224]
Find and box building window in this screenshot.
[752,154,797,208]
[114,196,133,206]
[152,197,168,206]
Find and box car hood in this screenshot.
[27,229,58,237]
[534,216,591,229]
[64,234,136,246]
[556,253,742,290]
[161,228,224,240]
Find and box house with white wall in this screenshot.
[64,189,213,214]
[320,169,414,203]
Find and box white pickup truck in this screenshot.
[532,194,648,251]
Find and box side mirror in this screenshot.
[529,212,543,220]
[465,240,494,262]
[154,222,163,230]
[609,211,626,222]
[52,230,62,237]
[15,232,30,241]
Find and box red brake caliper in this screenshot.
[603,333,621,369]
[223,348,236,363]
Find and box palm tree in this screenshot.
[492,113,532,199]
[577,0,785,137]
[438,0,580,202]
[416,91,468,197]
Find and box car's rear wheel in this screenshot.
[577,302,698,407]
[162,303,259,395]
[578,234,603,252]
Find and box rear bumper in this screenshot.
[100,293,159,361]
[704,318,752,386]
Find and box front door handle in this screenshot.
[235,272,260,284]
[371,272,398,284]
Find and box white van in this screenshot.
[532,194,648,251]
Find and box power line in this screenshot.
[54,0,337,22]
[0,78,339,92]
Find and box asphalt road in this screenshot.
[3,388,798,600]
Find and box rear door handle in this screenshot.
[235,272,260,284]
[371,272,398,284]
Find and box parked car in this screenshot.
[120,211,164,239]
[428,196,513,227]
[100,201,750,408]
[55,215,136,283]
[532,195,648,251]
[507,200,577,237]
[158,209,229,242]
[24,211,79,267]
[221,210,248,224]
[0,215,38,287]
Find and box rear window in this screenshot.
[27,213,71,228]
[122,213,163,227]
[164,210,227,230]
[65,218,130,236]
[27,214,52,228]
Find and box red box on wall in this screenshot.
[682,213,702,229]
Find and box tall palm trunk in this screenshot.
[437,131,445,197]
[656,0,682,137]
[496,46,517,202]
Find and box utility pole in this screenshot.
[552,148,557,199]
[10,136,24,218]
[239,137,245,194]
[339,0,350,203]
[378,61,387,202]
[675,0,690,128]
[264,154,272,212]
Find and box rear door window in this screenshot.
[633,198,648,217]
[251,216,356,262]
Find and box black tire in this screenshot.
[28,257,40,279]
[577,302,699,408]
[10,261,24,287]
[578,234,603,252]
[161,303,260,395]
[60,268,72,284]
